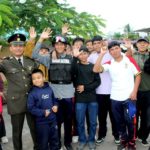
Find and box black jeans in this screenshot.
[136,90,150,140]
[97,94,119,139]
[56,98,73,146]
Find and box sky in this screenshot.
[64,0,150,34]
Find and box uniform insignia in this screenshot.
[17,34,20,41]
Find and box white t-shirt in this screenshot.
[103,55,140,101]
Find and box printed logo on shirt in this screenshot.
[42,94,49,99]
[52,59,70,64]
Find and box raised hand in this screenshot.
[100,45,107,55]
[29,27,37,40]
[123,38,132,49]
[62,23,70,35]
[72,46,82,57]
[39,28,52,42]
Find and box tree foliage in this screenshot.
[7,0,105,39]
[0,0,18,34]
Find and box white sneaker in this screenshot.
[72,136,79,143]
[1,136,8,144]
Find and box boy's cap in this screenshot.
[79,45,89,53]
[52,35,68,45]
[92,35,103,43]
[40,43,50,51]
[8,33,26,45]
[136,38,149,43]
[108,41,120,50]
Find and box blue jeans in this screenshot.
[76,102,98,144]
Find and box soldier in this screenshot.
[0,33,38,150]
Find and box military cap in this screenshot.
[136,38,149,43]
[8,33,26,45]
[52,35,68,46]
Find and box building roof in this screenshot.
[135,27,150,33]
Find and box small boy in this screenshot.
[27,69,59,150]
[72,46,100,150]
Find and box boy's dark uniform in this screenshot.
[0,34,38,150]
[28,82,59,150]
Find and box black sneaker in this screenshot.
[114,137,120,145]
[141,140,149,146]
[64,144,73,150]
[96,137,104,145]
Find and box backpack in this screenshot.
[144,53,150,74]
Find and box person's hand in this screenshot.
[45,109,50,117]
[129,91,137,101]
[39,28,52,42]
[62,23,70,35]
[52,106,58,113]
[29,27,37,40]
[72,47,82,57]
[123,38,132,49]
[100,45,107,55]
[76,85,84,93]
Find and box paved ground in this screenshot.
[1,104,149,150]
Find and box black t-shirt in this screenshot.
[72,57,100,103]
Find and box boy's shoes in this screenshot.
[114,137,120,145]
[137,137,149,146]
[72,136,79,143]
[128,141,136,150]
[64,144,73,150]
[117,144,126,150]
[96,137,105,145]
[141,140,149,146]
[88,142,96,150]
[1,136,8,144]
[76,143,86,150]
[117,140,127,150]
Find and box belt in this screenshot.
[51,81,72,84]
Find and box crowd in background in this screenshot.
[0,24,150,150]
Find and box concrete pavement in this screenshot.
[2,105,149,150]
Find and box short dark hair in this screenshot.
[79,45,89,53]
[108,41,120,50]
[85,39,92,44]
[72,37,85,45]
[31,69,44,76]
[92,35,103,43]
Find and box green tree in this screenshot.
[9,0,105,38]
[0,0,18,34]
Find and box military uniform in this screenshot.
[0,34,39,150]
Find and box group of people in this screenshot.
[0,25,149,150]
